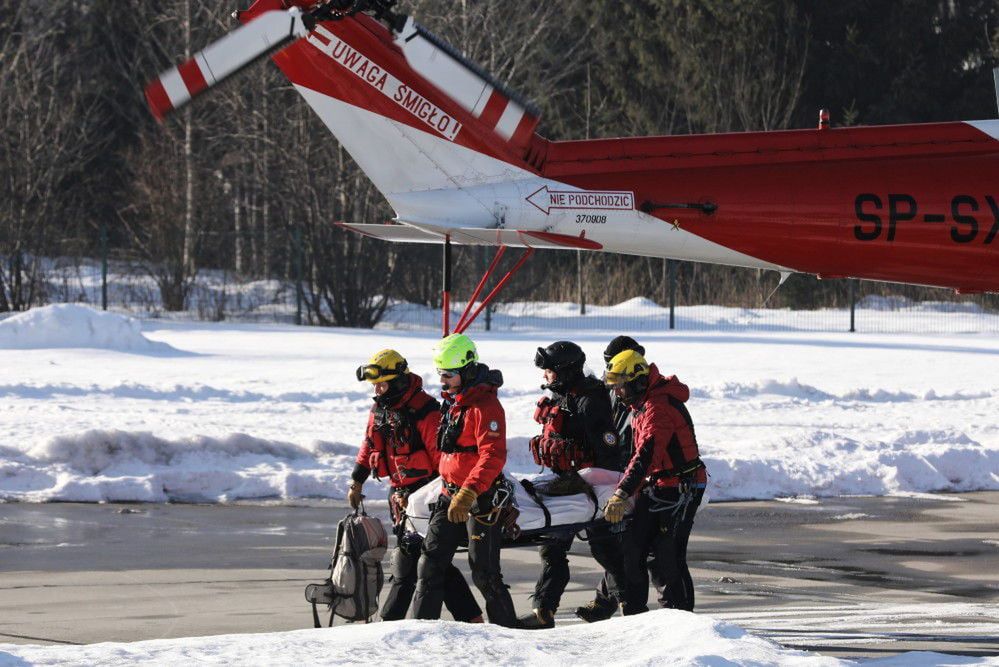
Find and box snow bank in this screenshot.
[2,431,351,503]
[707,429,999,501]
[1,426,995,504]
[0,304,177,353]
[2,609,986,667]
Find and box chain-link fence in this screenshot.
[11,253,999,335]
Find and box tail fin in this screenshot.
[144,8,311,121]
[270,8,542,204]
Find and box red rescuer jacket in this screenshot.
[437,365,507,496]
[353,374,441,490]
[618,364,707,496]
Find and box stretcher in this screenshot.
[403,468,632,544]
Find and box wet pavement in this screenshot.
[1,492,997,659]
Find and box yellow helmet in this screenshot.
[604,350,650,386]
[356,349,409,383]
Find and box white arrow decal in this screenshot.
[526,186,635,215]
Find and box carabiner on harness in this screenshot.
[472,477,515,526]
[644,483,695,534]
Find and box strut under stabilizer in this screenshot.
[441,238,534,337]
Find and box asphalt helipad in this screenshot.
[1,492,997,659]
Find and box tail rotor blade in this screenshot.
[144,7,312,121]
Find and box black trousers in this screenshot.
[411,491,518,627]
[380,530,482,621]
[531,523,626,613]
[621,486,703,615]
[592,551,660,610]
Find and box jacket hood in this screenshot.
[446,363,503,406]
[644,364,689,404]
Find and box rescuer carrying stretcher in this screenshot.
[348,349,482,623]
[411,334,519,627]
[518,341,628,629]
[602,349,708,614]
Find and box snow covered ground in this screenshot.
[0,304,997,504]
[2,609,996,667]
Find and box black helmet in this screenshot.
[603,335,645,364]
[535,341,585,391]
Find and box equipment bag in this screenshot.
[304,507,388,626]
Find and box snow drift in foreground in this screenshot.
[0,304,177,353]
[1,610,991,667]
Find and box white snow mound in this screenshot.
[0,304,175,352]
[0,610,841,666]
[1,609,990,666]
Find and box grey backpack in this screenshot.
[305,508,388,626]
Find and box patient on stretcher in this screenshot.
[404,467,631,540]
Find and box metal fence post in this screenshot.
[849,279,857,332]
[482,246,492,331]
[669,259,677,330]
[293,227,303,326]
[578,250,586,316]
[100,222,108,311]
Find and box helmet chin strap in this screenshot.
[620,375,649,405]
[374,375,410,407]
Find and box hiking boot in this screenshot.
[517,608,555,630]
[574,599,618,623]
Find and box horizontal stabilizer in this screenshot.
[334,222,441,243]
[145,9,311,121]
[394,17,540,151]
[337,223,602,250]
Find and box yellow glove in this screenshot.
[603,490,629,524]
[447,487,478,523]
[347,481,364,509]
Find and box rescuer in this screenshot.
[349,349,482,623]
[411,334,519,627]
[575,335,646,623]
[518,340,628,629]
[602,349,708,614]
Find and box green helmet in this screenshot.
[433,333,479,371]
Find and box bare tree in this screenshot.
[0,1,103,311]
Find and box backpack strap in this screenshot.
[403,397,438,452]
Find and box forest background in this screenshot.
[2,0,998,326]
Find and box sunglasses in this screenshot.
[437,368,460,379]
[355,361,407,382]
